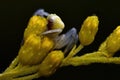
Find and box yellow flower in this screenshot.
[106,26,120,56]
[18,35,54,65]
[39,50,64,76]
[79,15,99,46]
[18,34,41,65]
[24,15,48,40]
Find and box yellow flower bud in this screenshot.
[18,34,41,65]
[37,36,54,62]
[79,15,99,46]
[41,36,54,52]
[24,15,48,39]
[47,14,65,30]
[39,50,64,76]
[18,35,54,65]
[106,26,120,56]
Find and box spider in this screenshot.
[34,9,78,54]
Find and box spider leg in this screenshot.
[41,29,62,38]
[63,31,78,53]
[54,27,78,53]
[42,29,62,35]
[33,9,49,17]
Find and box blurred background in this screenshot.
[0,0,120,80]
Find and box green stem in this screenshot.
[12,73,40,80]
[4,56,19,73]
[65,44,84,59]
[61,56,120,66]
[74,44,84,55]
[0,65,39,80]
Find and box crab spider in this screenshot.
[34,9,78,54]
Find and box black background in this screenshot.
[0,0,120,80]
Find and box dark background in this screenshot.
[0,0,120,80]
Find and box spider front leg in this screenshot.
[33,9,49,17]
